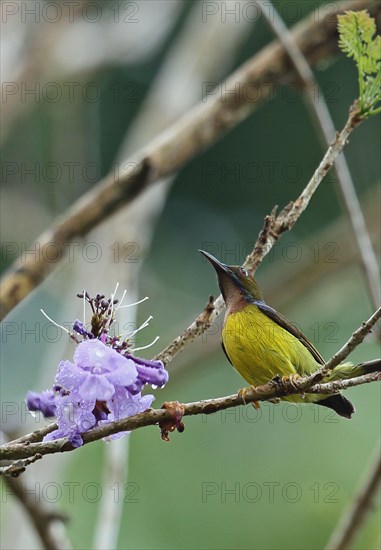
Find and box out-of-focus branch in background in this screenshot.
[0,0,183,145]
[326,442,381,550]
[257,0,380,309]
[1,0,379,321]
[3,473,71,550]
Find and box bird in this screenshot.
[200,250,380,418]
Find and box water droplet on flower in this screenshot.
[151,384,158,389]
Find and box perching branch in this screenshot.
[1,0,378,321]
[1,307,380,464]
[0,372,379,464]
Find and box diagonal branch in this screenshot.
[297,305,381,388]
[325,443,381,550]
[3,471,71,550]
[1,0,378,321]
[325,307,381,370]
[257,0,380,309]
[307,371,380,394]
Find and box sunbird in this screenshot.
[200,250,380,418]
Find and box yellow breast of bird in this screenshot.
[222,304,316,387]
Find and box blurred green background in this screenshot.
[1,1,380,549]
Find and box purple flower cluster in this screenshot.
[26,292,168,447]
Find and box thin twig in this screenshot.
[9,423,58,445]
[325,307,381,371]
[299,306,381,388]
[307,371,380,394]
[0,453,42,477]
[257,0,380,309]
[325,443,381,550]
[155,295,218,365]
[1,0,378,321]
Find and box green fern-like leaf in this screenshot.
[338,10,381,116]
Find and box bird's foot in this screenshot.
[238,386,260,409]
[159,401,185,442]
[270,374,282,387]
[281,374,302,389]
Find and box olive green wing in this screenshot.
[221,340,233,365]
[255,301,325,365]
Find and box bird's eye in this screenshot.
[240,267,248,276]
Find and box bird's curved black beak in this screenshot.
[199,250,230,274]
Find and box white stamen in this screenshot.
[132,335,160,352]
[119,296,149,309]
[83,290,86,326]
[40,309,71,335]
[122,315,153,339]
[109,282,120,319]
[115,289,127,312]
[112,282,120,297]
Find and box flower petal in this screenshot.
[74,339,131,374]
[56,360,86,390]
[78,373,115,401]
[73,319,94,339]
[26,390,56,417]
[125,355,169,387]
[44,427,83,448]
[106,361,137,387]
[135,363,169,387]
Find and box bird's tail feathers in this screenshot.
[316,394,355,419]
[325,359,381,381]
[316,359,380,419]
